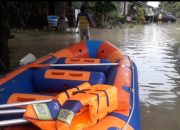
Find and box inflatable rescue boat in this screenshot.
[0,40,141,130]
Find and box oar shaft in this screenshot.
[50,63,118,67]
[0,118,28,127]
[26,63,119,68]
[0,99,52,109]
[0,109,26,115]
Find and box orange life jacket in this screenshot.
[24,84,118,130]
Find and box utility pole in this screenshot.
[124,1,128,16]
[161,1,164,11]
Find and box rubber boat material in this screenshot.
[0,40,141,130]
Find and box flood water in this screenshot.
[8,20,180,130]
[120,22,180,130]
[116,23,180,130]
[91,21,180,130]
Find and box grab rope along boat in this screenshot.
[0,40,141,130]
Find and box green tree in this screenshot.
[161,2,180,17]
[91,2,117,27]
[7,2,48,29]
[137,6,145,24]
[0,1,10,72]
[128,3,145,24]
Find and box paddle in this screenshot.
[0,100,52,126]
[0,118,28,127]
[25,63,119,68]
[0,109,26,115]
[0,99,52,109]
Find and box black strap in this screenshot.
[96,90,109,107]
[89,92,100,114]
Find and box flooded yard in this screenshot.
[9,19,180,130]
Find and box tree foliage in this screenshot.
[161,2,180,17]
[137,6,145,24]
[91,2,117,27]
[7,1,48,29]
[0,1,10,72]
[93,1,116,14]
[128,4,145,24]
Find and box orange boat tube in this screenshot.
[0,40,141,130]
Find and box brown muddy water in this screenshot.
[8,20,180,130]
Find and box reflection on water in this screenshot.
[91,21,180,130]
[119,24,180,106]
[91,23,180,106]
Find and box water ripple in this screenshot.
[119,24,180,106]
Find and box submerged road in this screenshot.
[115,21,180,130]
